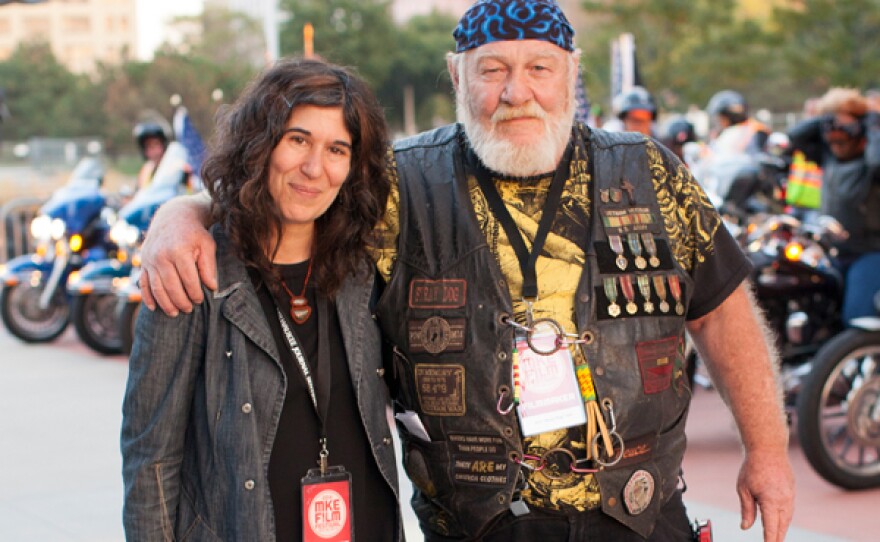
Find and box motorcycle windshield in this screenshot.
[119,142,191,229]
[39,157,107,231]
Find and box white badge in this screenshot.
[515,333,586,436]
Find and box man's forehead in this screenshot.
[468,40,568,63]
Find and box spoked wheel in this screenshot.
[0,282,70,343]
[797,329,880,490]
[72,293,122,355]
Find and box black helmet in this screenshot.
[133,122,169,158]
[663,116,696,145]
[706,90,748,124]
[612,86,657,120]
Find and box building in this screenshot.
[0,0,137,74]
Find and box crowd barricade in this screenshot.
[0,197,44,263]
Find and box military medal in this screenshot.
[609,235,628,270]
[604,276,621,317]
[653,275,670,313]
[600,189,610,203]
[637,275,654,314]
[610,188,622,203]
[641,232,660,268]
[668,274,685,315]
[627,232,647,270]
[619,275,638,315]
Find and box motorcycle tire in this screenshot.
[71,293,122,355]
[796,328,880,490]
[118,300,140,356]
[0,282,69,343]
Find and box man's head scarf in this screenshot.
[453,0,575,53]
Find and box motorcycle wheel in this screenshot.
[796,328,880,490]
[71,293,122,355]
[0,282,69,343]
[118,300,140,356]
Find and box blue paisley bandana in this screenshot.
[453,0,575,53]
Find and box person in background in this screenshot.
[605,85,657,136]
[705,89,769,154]
[132,121,169,189]
[660,115,697,164]
[133,1,794,540]
[121,57,402,541]
[787,86,880,323]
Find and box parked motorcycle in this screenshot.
[747,214,849,405]
[103,142,194,355]
[797,291,880,489]
[0,158,116,343]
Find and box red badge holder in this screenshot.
[692,518,712,542]
[302,466,354,542]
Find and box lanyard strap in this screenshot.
[470,142,574,299]
[275,294,332,441]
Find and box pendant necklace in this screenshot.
[279,258,313,324]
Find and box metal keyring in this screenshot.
[539,447,579,480]
[526,318,565,355]
[591,431,625,467]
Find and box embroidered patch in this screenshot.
[409,279,467,309]
[415,364,466,416]
[616,434,656,468]
[623,469,655,516]
[452,455,509,486]
[408,317,466,354]
[448,433,505,455]
[635,337,678,394]
[599,206,656,235]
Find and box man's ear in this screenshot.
[447,53,460,92]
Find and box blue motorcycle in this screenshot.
[0,158,116,343]
[68,142,194,356]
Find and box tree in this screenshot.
[770,0,880,95]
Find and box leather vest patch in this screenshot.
[414,363,466,416]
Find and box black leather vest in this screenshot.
[376,124,695,539]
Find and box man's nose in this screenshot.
[501,72,532,106]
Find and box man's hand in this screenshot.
[139,195,216,316]
[737,449,795,542]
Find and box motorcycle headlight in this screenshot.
[69,234,83,253]
[784,242,804,262]
[30,215,52,240]
[110,220,141,248]
[50,218,66,241]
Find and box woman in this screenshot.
[121,58,401,541]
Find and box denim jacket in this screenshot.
[121,226,401,541]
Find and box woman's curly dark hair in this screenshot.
[203,57,389,296]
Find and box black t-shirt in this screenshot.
[252,262,396,542]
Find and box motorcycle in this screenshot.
[102,142,194,355]
[746,214,849,405]
[0,158,117,343]
[796,291,880,489]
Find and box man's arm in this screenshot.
[686,282,795,542]
[139,193,216,316]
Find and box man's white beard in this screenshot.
[457,86,575,177]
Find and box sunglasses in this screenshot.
[822,118,864,139]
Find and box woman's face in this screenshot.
[268,105,352,231]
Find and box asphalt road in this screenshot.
[0,324,876,541]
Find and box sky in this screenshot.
[136,0,204,60]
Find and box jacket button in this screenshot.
[579,293,590,303]
[383,437,392,446]
[244,480,255,490]
[241,403,252,414]
[595,367,605,376]
[376,367,385,377]
[608,497,617,507]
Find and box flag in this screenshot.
[173,106,205,177]
[610,33,643,100]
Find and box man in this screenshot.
[138,1,794,540]
[787,87,880,323]
[605,85,657,136]
[132,121,169,189]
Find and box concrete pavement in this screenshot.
[1,325,874,541]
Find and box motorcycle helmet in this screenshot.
[663,116,696,145]
[706,90,748,125]
[133,122,169,160]
[613,86,657,120]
